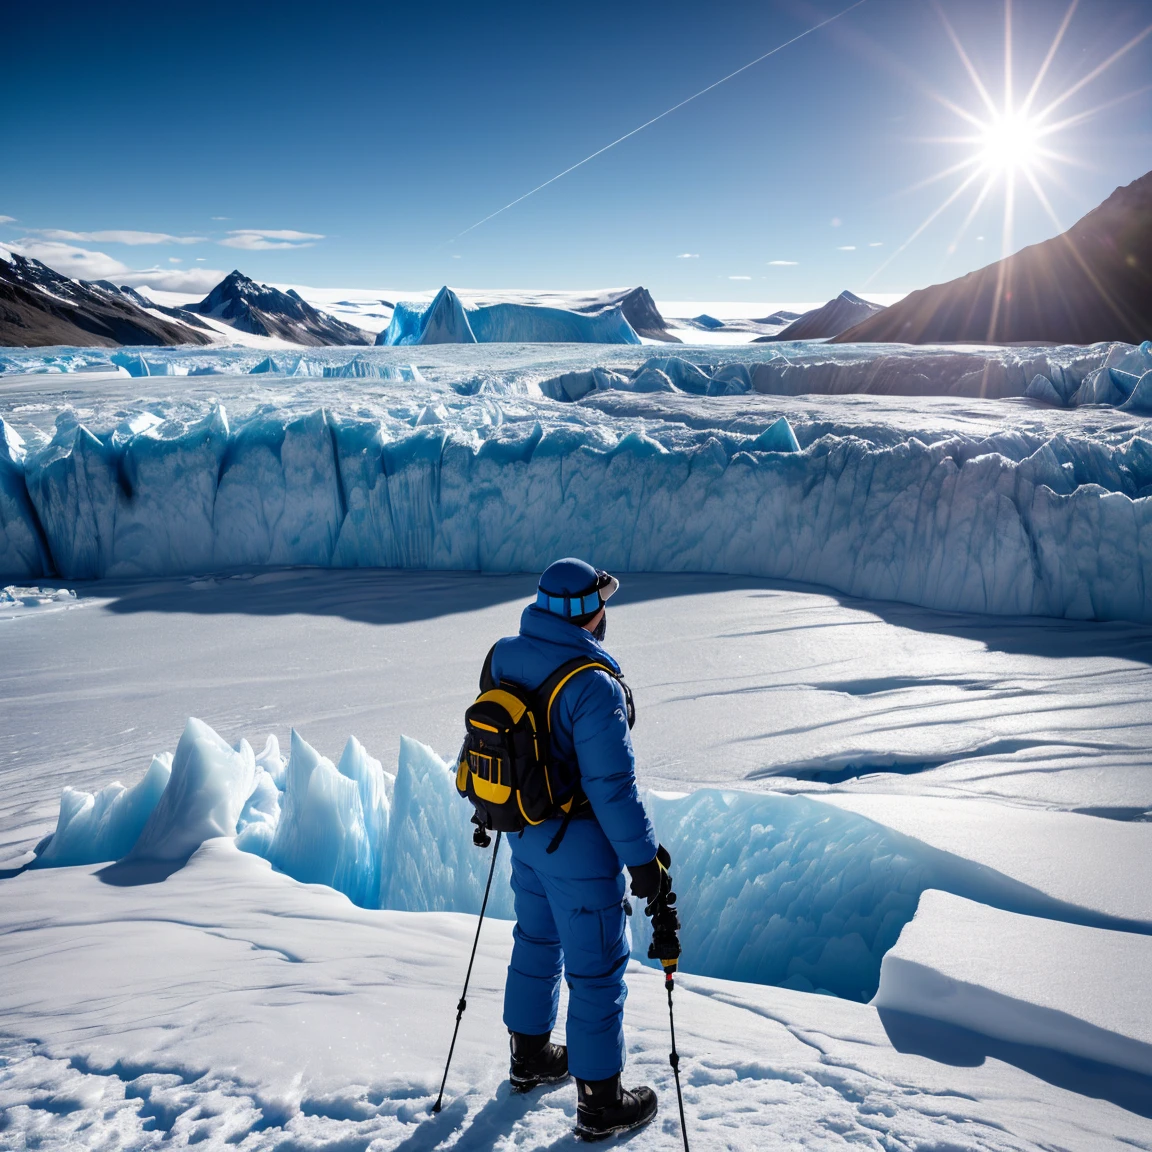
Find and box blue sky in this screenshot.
[2,0,1149,302]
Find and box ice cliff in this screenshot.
[6,399,1152,623]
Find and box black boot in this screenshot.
[574,1074,657,1141]
[509,1031,569,1092]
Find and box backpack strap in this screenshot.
[479,642,499,693]
[536,657,634,855]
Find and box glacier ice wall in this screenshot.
[5,402,1152,623]
[33,719,1150,1001]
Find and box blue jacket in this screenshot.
[489,605,657,874]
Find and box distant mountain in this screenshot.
[835,172,1152,345]
[92,282,213,331]
[756,291,885,342]
[186,271,370,345]
[0,252,213,348]
[567,286,679,342]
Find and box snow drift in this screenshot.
[6,401,1152,623]
[378,286,642,345]
[876,890,1152,1078]
[33,720,1152,1002]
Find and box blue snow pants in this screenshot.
[502,840,630,1081]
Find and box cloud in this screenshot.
[168,257,182,263]
[9,239,130,278]
[676,253,700,259]
[837,245,857,251]
[830,217,842,227]
[9,238,222,294]
[869,242,883,248]
[728,275,752,280]
[119,267,227,294]
[767,260,798,266]
[0,215,15,225]
[35,229,205,246]
[211,216,229,221]
[220,229,324,250]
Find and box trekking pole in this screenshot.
[664,969,690,1152]
[432,828,502,1113]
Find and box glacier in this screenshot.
[5,397,1152,624]
[378,286,642,345]
[30,718,1151,1003]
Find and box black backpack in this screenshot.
[455,645,635,852]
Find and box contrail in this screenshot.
[445,0,868,245]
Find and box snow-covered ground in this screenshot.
[2,358,1151,1148]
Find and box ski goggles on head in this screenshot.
[536,569,619,618]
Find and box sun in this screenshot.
[866,0,1152,289]
[977,111,1042,175]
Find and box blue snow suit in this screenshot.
[491,604,657,1081]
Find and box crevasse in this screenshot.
[34,720,1152,1002]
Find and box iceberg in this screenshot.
[110,351,183,378]
[379,286,641,345]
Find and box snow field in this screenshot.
[876,890,1152,1078]
[2,841,1147,1152]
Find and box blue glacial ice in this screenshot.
[379,286,642,346]
[6,387,1152,623]
[34,719,1151,1002]
[35,753,172,867]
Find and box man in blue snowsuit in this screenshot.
[484,558,672,1141]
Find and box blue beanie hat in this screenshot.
[536,557,619,622]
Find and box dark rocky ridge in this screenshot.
[835,171,1152,345]
[185,271,370,345]
[758,291,885,342]
[0,253,213,347]
[568,286,679,342]
[93,282,213,330]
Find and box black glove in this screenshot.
[628,843,672,899]
[644,845,681,974]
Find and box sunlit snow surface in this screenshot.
[4,348,1152,1148]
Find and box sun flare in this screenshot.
[977,111,1043,175]
[867,1,1152,288]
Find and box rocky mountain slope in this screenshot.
[0,253,213,347]
[185,271,370,345]
[836,171,1152,345]
[759,290,885,341]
